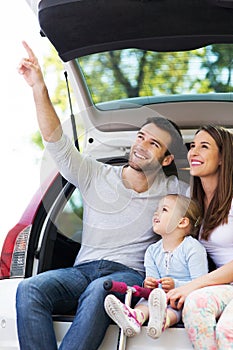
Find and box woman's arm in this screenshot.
[167,260,233,309]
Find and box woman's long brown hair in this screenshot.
[190,125,233,240]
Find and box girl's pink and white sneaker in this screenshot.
[147,288,167,339]
[104,294,142,337]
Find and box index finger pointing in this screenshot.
[22,40,36,60]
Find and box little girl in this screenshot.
[104,194,208,339]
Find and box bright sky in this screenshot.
[0,1,52,248]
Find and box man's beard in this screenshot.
[128,154,163,173]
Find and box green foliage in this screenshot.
[78,45,233,103]
[31,130,44,150]
[43,46,69,115]
[201,44,233,92]
[31,45,78,150]
[31,44,233,150]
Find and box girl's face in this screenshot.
[188,130,221,179]
[152,196,181,235]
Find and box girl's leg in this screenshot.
[183,285,233,350]
[165,307,181,328]
[216,298,233,349]
[133,303,149,324]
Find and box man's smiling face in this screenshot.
[128,123,173,173]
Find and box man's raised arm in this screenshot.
[18,41,62,142]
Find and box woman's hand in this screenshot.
[166,283,197,309]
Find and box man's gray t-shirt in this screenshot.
[45,134,188,274]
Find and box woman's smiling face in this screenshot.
[188,130,222,179]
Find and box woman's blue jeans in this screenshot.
[16,260,143,350]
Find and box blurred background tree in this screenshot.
[31,45,79,150]
[78,44,233,103]
[32,44,233,149]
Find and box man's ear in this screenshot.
[161,154,174,167]
[178,217,189,228]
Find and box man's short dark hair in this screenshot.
[142,115,187,177]
[142,116,183,156]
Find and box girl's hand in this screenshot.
[159,277,175,292]
[143,277,159,289]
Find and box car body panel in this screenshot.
[0,279,19,349]
[55,323,192,349]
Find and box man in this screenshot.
[16,41,188,350]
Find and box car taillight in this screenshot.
[0,224,32,279]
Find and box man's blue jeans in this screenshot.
[16,260,143,350]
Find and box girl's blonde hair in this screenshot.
[166,194,202,237]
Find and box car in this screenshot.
[0,0,233,349]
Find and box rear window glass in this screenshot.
[77,44,233,107]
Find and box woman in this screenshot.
[167,125,233,350]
